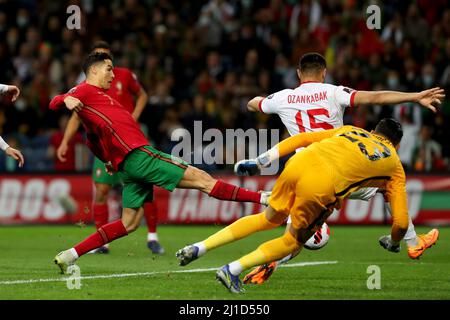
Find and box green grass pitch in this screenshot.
[0,224,448,300]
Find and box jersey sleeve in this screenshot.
[127,70,142,95]
[276,127,343,157]
[385,160,409,242]
[334,86,358,108]
[259,90,286,114]
[49,86,84,110]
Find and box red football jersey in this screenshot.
[49,83,149,171]
[107,67,141,113]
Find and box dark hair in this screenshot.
[82,52,113,75]
[374,118,403,145]
[299,52,327,75]
[91,40,110,52]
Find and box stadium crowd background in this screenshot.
[0,0,449,173]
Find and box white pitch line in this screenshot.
[0,260,338,286]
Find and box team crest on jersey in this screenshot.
[68,87,77,94]
[96,168,102,177]
[116,81,123,92]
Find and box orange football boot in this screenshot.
[407,229,439,259]
[243,262,278,285]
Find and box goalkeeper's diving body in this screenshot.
[176,118,434,293]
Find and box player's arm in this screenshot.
[247,96,265,112]
[0,135,24,167]
[49,89,84,112]
[384,162,409,245]
[235,128,341,175]
[57,113,82,162]
[0,84,20,101]
[354,87,445,113]
[131,86,148,121]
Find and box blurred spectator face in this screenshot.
[193,94,205,112]
[421,63,435,88]
[156,82,169,97]
[48,16,61,32]
[245,49,259,69]
[39,43,53,63]
[207,51,221,69]
[386,70,400,89]
[369,53,381,68]
[241,24,253,39]
[16,9,30,28]
[420,126,431,140]
[6,28,19,51]
[58,115,70,131]
[146,54,159,70]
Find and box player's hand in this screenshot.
[378,235,401,253]
[234,159,260,176]
[416,87,445,113]
[105,162,114,176]
[64,96,84,112]
[6,85,20,102]
[57,143,68,162]
[5,147,24,167]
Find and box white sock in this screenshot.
[69,248,79,259]
[277,254,292,265]
[147,233,159,242]
[386,205,418,247]
[228,261,243,276]
[404,217,418,247]
[193,241,207,256]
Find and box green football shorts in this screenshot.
[119,146,188,208]
[92,157,122,185]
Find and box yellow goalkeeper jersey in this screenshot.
[276,125,408,234]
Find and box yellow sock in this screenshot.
[237,231,301,271]
[203,212,279,251]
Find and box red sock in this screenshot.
[93,203,109,230]
[74,220,128,257]
[144,202,158,233]
[209,180,261,203]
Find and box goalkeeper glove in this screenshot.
[234,150,274,176]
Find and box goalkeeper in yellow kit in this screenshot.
[176,118,416,293]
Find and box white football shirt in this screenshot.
[259,81,357,136]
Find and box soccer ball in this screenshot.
[304,222,330,250]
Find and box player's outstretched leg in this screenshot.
[54,208,143,274]
[176,209,282,266]
[177,166,271,206]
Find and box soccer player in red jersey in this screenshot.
[57,41,164,254]
[50,52,270,273]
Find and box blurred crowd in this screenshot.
[0,0,449,173]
